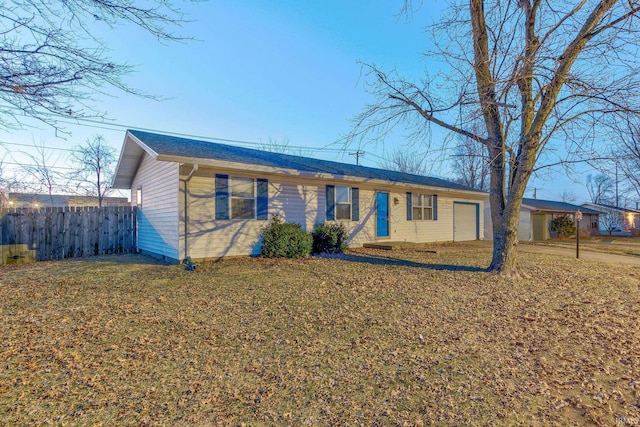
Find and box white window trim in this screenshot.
[230,176,256,219]
[335,185,352,221]
[413,194,434,221]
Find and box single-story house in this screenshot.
[582,202,640,235]
[1,192,129,209]
[112,130,487,262]
[484,198,600,242]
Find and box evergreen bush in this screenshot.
[260,216,312,258]
[550,215,575,238]
[312,222,348,254]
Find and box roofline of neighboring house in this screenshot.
[520,200,600,215]
[114,130,487,198]
[582,202,640,214]
[523,207,599,215]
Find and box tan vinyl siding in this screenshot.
[518,209,532,242]
[390,193,483,243]
[132,154,179,260]
[179,166,485,259]
[179,173,265,258]
[334,188,376,247]
[180,173,325,258]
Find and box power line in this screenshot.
[9,108,350,155]
[5,108,387,165]
[0,140,75,152]
[2,161,77,171]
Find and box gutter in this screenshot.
[181,164,198,260]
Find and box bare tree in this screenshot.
[260,137,313,158]
[0,154,20,192]
[560,191,577,203]
[600,209,624,235]
[70,135,116,208]
[23,141,62,206]
[586,173,613,205]
[347,1,640,275]
[0,0,186,133]
[613,115,640,202]
[450,135,489,191]
[0,155,20,207]
[379,149,428,175]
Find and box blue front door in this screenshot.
[376,192,389,238]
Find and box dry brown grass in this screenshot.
[1,247,639,426]
[534,236,640,257]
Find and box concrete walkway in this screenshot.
[517,244,640,265]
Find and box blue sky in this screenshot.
[2,0,595,202]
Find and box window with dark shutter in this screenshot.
[327,185,359,221]
[216,175,268,220]
[433,194,438,220]
[215,174,229,220]
[256,178,268,220]
[326,185,335,221]
[407,192,437,221]
[351,188,359,221]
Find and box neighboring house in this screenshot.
[582,203,640,235]
[484,198,600,242]
[3,192,129,208]
[112,130,487,262]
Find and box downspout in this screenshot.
[182,164,198,261]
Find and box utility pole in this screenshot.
[531,187,540,199]
[349,150,365,165]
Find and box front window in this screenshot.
[335,185,351,220]
[230,177,255,219]
[412,194,433,220]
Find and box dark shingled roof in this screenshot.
[129,130,483,193]
[522,198,600,214]
[585,202,640,214]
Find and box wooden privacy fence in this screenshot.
[0,206,137,263]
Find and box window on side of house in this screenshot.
[136,187,142,208]
[230,177,255,219]
[215,174,268,221]
[335,185,351,220]
[412,194,433,220]
[325,185,359,221]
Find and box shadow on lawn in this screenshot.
[68,253,167,265]
[336,253,487,272]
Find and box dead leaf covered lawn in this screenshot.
[1,249,639,426]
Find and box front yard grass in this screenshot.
[532,236,640,257]
[1,247,639,426]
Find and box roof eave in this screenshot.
[157,154,487,197]
[111,130,161,189]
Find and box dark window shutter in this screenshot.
[256,178,268,220]
[433,194,438,220]
[351,187,359,221]
[215,174,229,220]
[406,192,412,221]
[326,185,335,221]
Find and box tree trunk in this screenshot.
[488,209,521,276]
[484,139,532,276]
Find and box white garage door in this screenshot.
[453,202,478,241]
